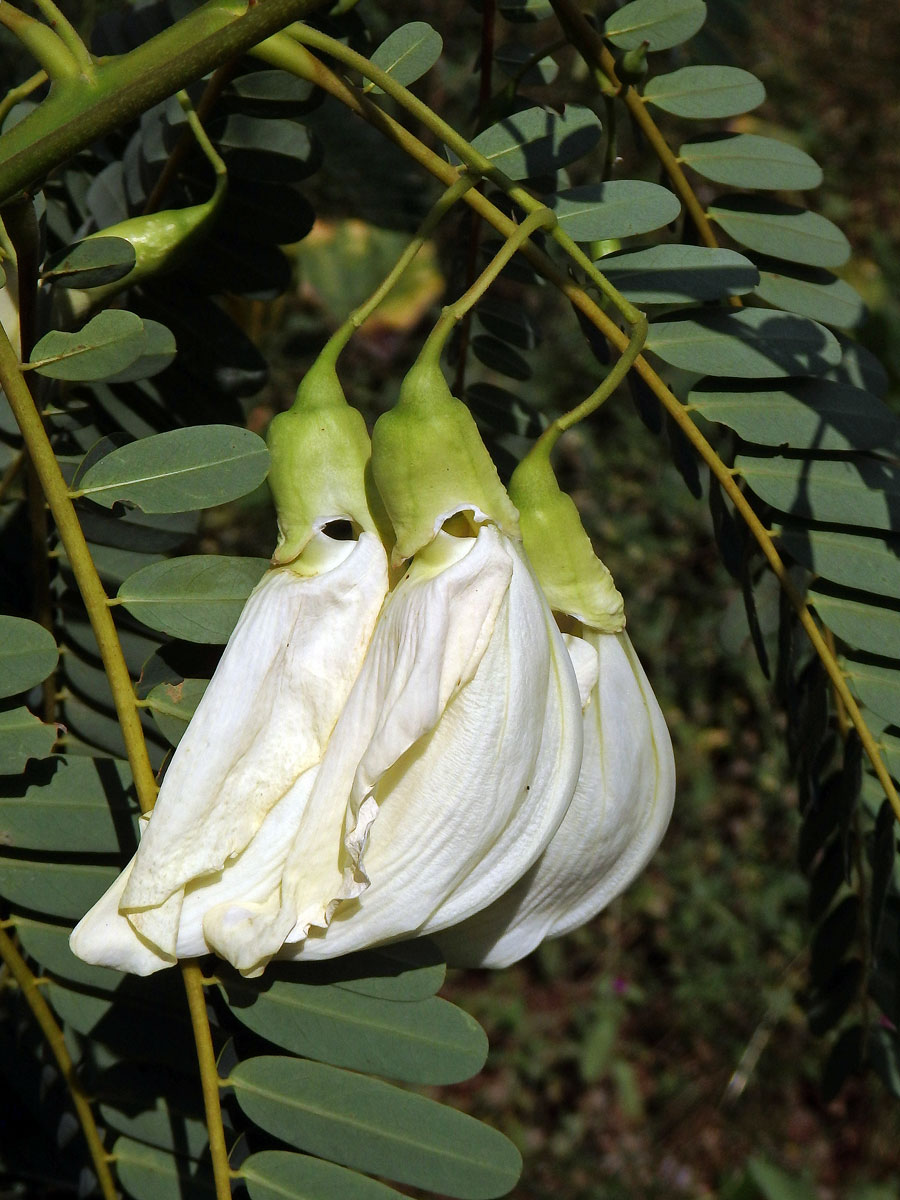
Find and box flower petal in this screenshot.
[68,839,169,975]
[206,526,584,973]
[438,630,675,967]
[71,531,388,970]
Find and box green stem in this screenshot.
[0,926,118,1200]
[0,2,81,83]
[183,964,232,1200]
[0,0,333,205]
[143,64,234,215]
[318,172,477,367]
[420,206,557,363]
[0,321,233,1200]
[180,90,227,176]
[541,310,648,453]
[178,87,228,207]
[30,0,96,80]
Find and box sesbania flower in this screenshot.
[70,361,388,974]
[70,356,586,977]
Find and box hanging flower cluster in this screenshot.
[71,351,675,978]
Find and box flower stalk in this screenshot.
[0,1,82,83]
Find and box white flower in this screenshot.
[70,522,585,977]
[436,626,675,967]
[69,529,390,975]
[228,523,585,972]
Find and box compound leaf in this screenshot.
[777,527,900,599]
[754,262,865,329]
[468,105,602,179]
[548,180,680,240]
[680,134,822,191]
[29,310,146,381]
[737,455,900,530]
[688,379,896,451]
[0,707,58,773]
[647,309,840,377]
[242,1151,407,1200]
[601,244,757,303]
[709,196,851,268]
[219,972,487,1084]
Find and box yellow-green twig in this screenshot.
[0,330,158,807]
[183,963,232,1200]
[285,21,646,338]
[317,171,477,368]
[30,0,95,80]
[422,206,558,359]
[0,926,117,1200]
[0,2,81,83]
[0,68,48,127]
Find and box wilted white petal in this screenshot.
[68,823,164,974]
[204,525,584,973]
[438,629,675,967]
[70,531,388,970]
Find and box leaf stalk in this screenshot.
[0,926,118,1200]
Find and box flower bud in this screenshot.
[618,40,649,85]
[68,185,225,313]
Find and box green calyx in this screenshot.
[68,91,227,312]
[618,40,649,85]
[73,184,225,311]
[371,356,519,562]
[267,356,382,565]
[510,434,624,633]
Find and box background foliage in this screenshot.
[1,0,899,1197]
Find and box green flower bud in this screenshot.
[71,191,223,311]
[618,40,649,85]
[509,436,624,633]
[371,357,519,562]
[267,357,382,564]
